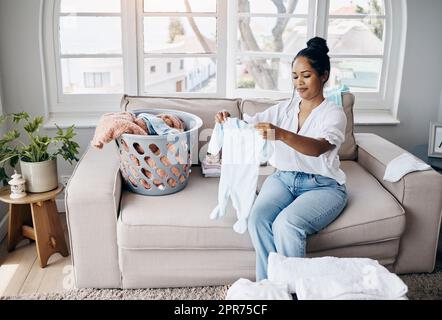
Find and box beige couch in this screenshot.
[65,94,442,289]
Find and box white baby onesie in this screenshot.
[208,118,273,234]
[226,278,292,300]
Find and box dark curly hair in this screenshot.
[293,37,330,83]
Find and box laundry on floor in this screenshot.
[267,252,408,300]
[91,111,184,149]
[383,152,431,182]
[226,278,292,300]
[207,117,274,234]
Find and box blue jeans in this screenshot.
[248,170,348,281]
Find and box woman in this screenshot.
[215,37,348,281]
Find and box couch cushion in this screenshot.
[241,92,357,160]
[120,95,241,163]
[307,161,406,252]
[118,163,405,253]
[118,166,252,250]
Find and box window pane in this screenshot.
[60,17,122,55]
[144,58,216,93]
[144,0,216,13]
[60,0,121,13]
[61,58,124,94]
[329,0,385,15]
[236,56,293,91]
[328,19,384,55]
[329,58,382,92]
[238,17,307,53]
[238,0,309,14]
[144,17,216,53]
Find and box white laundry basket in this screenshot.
[117,109,203,196]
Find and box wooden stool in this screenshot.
[0,185,69,268]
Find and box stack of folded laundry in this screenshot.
[267,253,408,300]
[226,253,409,300]
[202,152,221,177]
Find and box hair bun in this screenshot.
[306,37,329,55]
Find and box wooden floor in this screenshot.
[0,213,73,297]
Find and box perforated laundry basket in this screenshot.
[117,109,203,196]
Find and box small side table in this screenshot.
[410,144,442,173]
[0,185,69,268]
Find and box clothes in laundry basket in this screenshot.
[91,111,185,149]
[207,117,274,234]
[137,113,184,135]
[91,112,148,149]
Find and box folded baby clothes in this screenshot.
[383,152,431,182]
[202,153,221,177]
[267,252,408,300]
[295,274,408,300]
[137,113,183,136]
[207,118,274,234]
[226,278,292,300]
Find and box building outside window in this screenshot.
[84,72,111,88]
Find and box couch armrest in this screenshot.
[355,133,442,273]
[65,142,122,288]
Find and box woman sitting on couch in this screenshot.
[215,37,348,281]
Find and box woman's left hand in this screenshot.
[254,122,284,141]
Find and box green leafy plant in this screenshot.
[0,112,80,186]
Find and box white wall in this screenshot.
[0,69,9,241]
[438,87,442,122]
[0,0,442,180]
[355,0,442,151]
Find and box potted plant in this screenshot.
[0,112,79,192]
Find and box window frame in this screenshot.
[319,0,391,112]
[136,0,227,97]
[42,0,138,114]
[228,0,316,100]
[42,0,406,123]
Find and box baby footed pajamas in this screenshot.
[208,118,273,234]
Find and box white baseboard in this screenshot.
[0,213,7,243]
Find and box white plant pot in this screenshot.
[20,158,58,193]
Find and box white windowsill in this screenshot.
[43,113,103,129]
[44,109,400,129]
[354,110,400,125]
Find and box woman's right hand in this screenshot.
[215,110,231,124]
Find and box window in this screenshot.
[57,0,124,94]
[43,0,406,120]
[325,0,393,112]
[235,0,310,93]
[327,0,385,92]
[140,0,219,94]
[84,72,111,88]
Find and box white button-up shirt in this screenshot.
[243,96,347,185]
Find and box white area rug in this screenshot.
[1,286,229,300]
